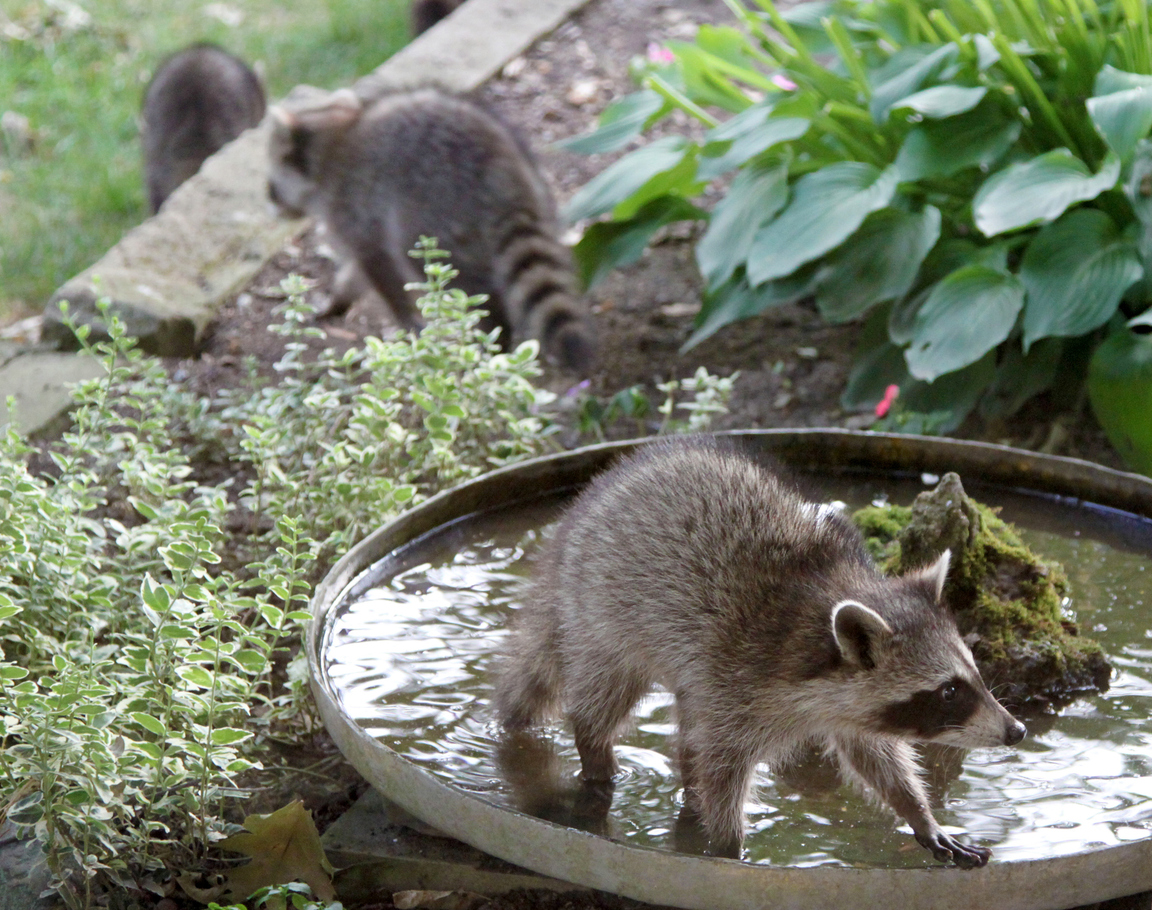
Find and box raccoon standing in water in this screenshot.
[266,87,594,371]
[141,43,266,214]
[411,0,463,34]
[496,438,1026,867]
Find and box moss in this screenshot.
[853,473,1112,711]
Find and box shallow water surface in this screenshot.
[322,474,1152,868]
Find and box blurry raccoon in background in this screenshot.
[142,43,266,214]
[412,0,464,35]
[266,87,595,371]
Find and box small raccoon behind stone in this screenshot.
[267,87,594,371]
[495,438,1026,867]
[141,43,266,214]
[411,0,463,34]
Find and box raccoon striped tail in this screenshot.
[496,218,596,372]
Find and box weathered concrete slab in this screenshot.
[323,788,583,902]
[0,350,103,436]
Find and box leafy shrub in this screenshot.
[0,244,733,906]
[567,0,1152,436]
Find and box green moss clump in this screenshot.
[853,474,1112,711]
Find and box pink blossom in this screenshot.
[647,42,675,65]
[875,384,900,418]
[771,73,798,91]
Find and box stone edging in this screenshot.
[1,0,591,433]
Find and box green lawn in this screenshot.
[0,0,410,322]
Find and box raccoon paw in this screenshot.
[917,830,991,869]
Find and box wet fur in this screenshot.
[496,437,1024,866]
[266,87,594,371]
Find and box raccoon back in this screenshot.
[532,439,875,684]
[142,43,265,213]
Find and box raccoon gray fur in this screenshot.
[495,438,1026,867]
[141,43,266,214]
[412,0,463,34]
[266,87,595,371]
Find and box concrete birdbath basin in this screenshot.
[308,429,1152,910]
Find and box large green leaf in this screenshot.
[683,269,815,350]
[1095,64,1152,96]
[870,44,960,121]
[894,102,1020,181]
[698,111,809,179]
[1019,208,1143,348]
[696,164,789,288]
[1088,328,1152,475]
[905,266,1024,381]
[557,91,667,155]
[898,353,996,433]
[1087,68,1152,164]
[814,206,941,323]
[564,137,700,223]
[972,149,1121,237]
[574,195,707,289]
[746,163,899,285]
[890,85,987,119]
[980,337,1064,419]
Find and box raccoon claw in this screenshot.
[917,831,991,869]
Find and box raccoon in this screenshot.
[495,438,1026,867]
[141,43,266,214]
[412,0,463,35]
[266,87,595,371]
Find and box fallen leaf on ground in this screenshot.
[217,799,336,902]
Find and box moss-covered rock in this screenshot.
[853,473,1112,711]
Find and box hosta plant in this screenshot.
[566,0,1152,452]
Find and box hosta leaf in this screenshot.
[1087,74,1152,164]
[696,164,789,287]
[906,266,1024,381]
[684,269,815,350]
[747,163,899,285]
[698,109,809,179]
[890,85,987,119]
[899,353,997,434]
[557,90,666,154]
[980,337,1064,419]
[895,105,1019,181]
[973,149,1121,237]
[574,195,706,289]
[1088,328,1152,475]
[1094,65,1152,97]
[814,206,941,323]
[564,137,699,222]
[1020,208,1142,348]
[870,44,960,121]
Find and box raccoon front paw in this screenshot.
[917,830,991,869]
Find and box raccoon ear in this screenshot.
[831,600,893,671]
[911,548,951,602]
[269,105,297,129]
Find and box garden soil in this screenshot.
[166,0,1141,907]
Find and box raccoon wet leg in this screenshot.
[677,704,762,857]
[567,666,649,782]
[833,734,991,869]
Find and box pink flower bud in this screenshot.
[875,384,900,418]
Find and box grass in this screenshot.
[0,0,411,322]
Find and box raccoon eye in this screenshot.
[939,683,957,702]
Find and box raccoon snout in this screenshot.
[1004,718,1026,746]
